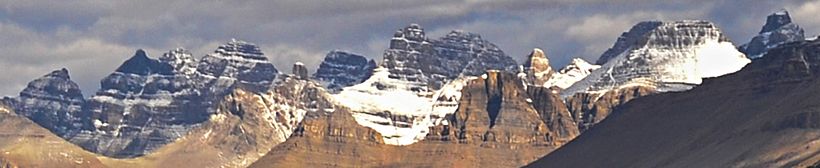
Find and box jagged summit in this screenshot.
[198,39,278,86]
[20,68,84,102]
[217,39,267,61]
[740,9,805,59]
[115,49,174,76]
[159,48,197,75]
[395,23,426,41]
[382,23,516,91]
[10,68,85,136]
[313,50,375,90]
[46,68,71,79]
[761,9,793,33]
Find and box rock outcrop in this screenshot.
[740,9,805,59]
[313,50,376,91]
[291,62,309,79]
[522,48,555,86]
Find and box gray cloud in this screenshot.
[0,0,817,97]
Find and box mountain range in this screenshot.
[0,9,817,167]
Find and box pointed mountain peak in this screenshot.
[761,9,794,33]
[45,68,71,79]
[741,9,805,59]
[134,49,147,58]
[19,68,84,102]
[115,49,173,75]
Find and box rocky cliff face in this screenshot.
[313,50,376,91]
[251,71,577,167]
[560,20,750,130]
[529,39,820,168]
[440,71,578,146]
[740,10,805,59]
[4,69,86,137]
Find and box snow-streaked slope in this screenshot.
[562,20,750,98]
[545,58,600,89]
[333,67,470,145]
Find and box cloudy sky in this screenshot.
[0,0,818,96]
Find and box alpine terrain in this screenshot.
[0,6,818,168]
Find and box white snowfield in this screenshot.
[332,67,468,145]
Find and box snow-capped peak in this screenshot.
[544,58,600,89]
[562,20,750,98]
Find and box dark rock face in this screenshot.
[6,68,85,136]
[114,49,174,76]
[313,51,376,90]
[740,10,805,59]
[381,24,517,91]
[73,49,208,157]
[595,21,663,65]
[528,39,820,168]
